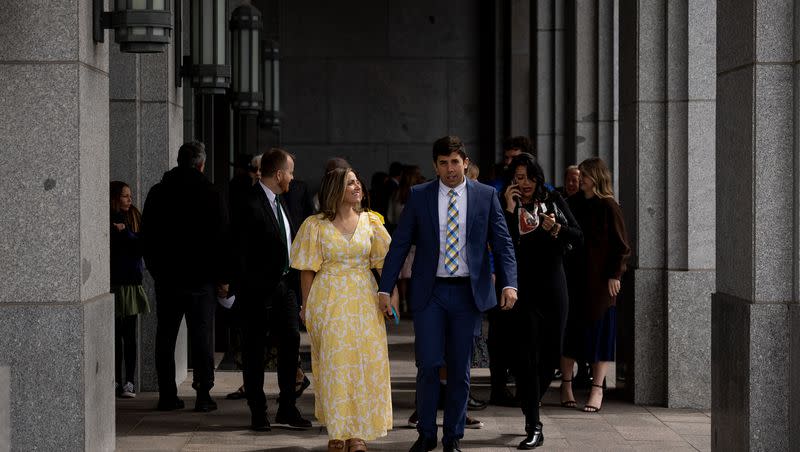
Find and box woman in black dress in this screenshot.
[560,157,631,413]
[502,154,582,449]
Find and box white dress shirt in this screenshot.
[259,181,292,263]
[436,178,469,277]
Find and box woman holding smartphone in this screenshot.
[502,154,582,449]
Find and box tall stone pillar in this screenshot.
[508,0,531,138]
[532,0,567,184]
[560,0,617,183]
[0,0,114,449]
[571,0,598,163]
[619,0,716,408]
[713,0,800,449]
[109,15,185,391]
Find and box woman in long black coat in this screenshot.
[560,157,631,413]
[502,154,582,449]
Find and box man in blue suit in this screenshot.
[378,136,518,452]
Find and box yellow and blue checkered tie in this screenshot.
[444,189,459,275]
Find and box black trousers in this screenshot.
[154,282,216,399]
[115,315,138,384]
[510,306,563,426]
[241,278,300,415]
[487,306,516,392]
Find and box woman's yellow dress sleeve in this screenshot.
[291,215,323,272]
[368,211,391,269]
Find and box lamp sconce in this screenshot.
[230,2,263,113]
[176,0,231,95]
[93,0,172,53]
[259,40,280,127]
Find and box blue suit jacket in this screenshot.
[379,179,517,313]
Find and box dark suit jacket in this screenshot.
[379,179,518,313]
[234,183,297,308]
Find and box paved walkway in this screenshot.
[117,321,711,451]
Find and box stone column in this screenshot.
[663,0,716,409]
[508,0,531,138]
[713,0,800,449]
[621,0,719,410]
[532,0,567,184]
[618,0,716,409]
[0,0,114,449]
[109,13,185,392]
[562,0,617,182]
[571,0,598,163]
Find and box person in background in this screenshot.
[291,167,395,452]
[560,157,631,413]
[110,181,151,399]
[369,171,390,217]
[142,141,230,412]
[466,163,480,181]
[558,165,581,199]
[489,136,533,193]
[558,164,591,389]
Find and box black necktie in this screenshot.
[275,195,289,273]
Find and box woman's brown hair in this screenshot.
[110,180,142,233]
[578,157,614,199]
[318,167,362,221]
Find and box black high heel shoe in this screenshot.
[583,383,604,413]
[518,421,544,449]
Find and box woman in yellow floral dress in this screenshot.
[291,167,398,452]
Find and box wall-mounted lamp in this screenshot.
[230,3,263,113]
[93,0,172,53]
[176,0,231,94]
[260,40,280,127]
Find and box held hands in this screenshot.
[378,292,400,321]
[499,287,518,310]
[113,223,126,232]
[608,279,621,297]
[216,283,229,298]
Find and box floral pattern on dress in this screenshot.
[290,212,393,440]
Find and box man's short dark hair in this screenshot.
[502,136,533,155]
[432,136,467,161]
[260,148,293,177]
[177,141,206,168]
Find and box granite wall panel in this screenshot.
[666,270,713,408]
[0,366,7,452]
[280,59,329,144]
[387,0,479,58]
[753,64,794,302]
[748,302,791,450]
[0,64,81,303]
[632,268,666,405]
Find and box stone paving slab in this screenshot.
[117,320,710,451]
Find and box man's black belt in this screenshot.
[435,276,470,284]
